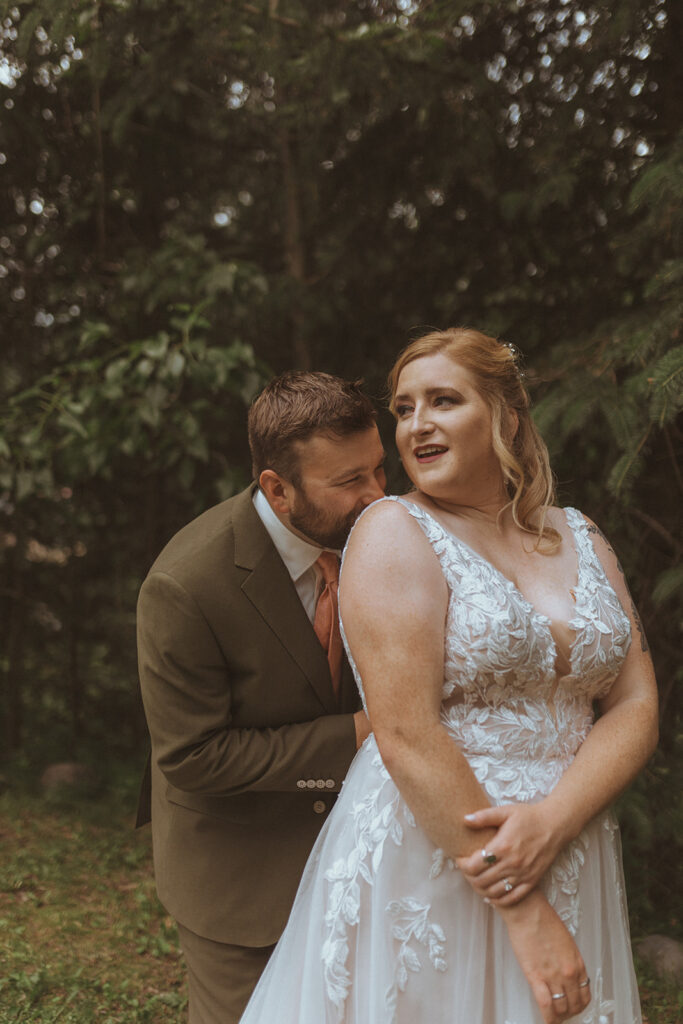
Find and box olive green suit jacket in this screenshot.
[136,485,360,946]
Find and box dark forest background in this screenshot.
[1,0,681,939]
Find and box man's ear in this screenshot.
[259,469,294,517]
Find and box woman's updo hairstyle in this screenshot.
[388,327,560,553]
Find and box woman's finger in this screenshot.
[546,959,591,1021]
[463,805,512,830]
[455,847,500,877]
[530,979,555,1024]
[563,975,591,1017]
[486,881,533,906]
[549,987,570,1021]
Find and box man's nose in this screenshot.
[360,475,385,507]
[368,475,385,501]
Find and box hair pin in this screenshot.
[501,340,526,380]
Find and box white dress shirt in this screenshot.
[252,487,340,624]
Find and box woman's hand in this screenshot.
[455,801,568,906]
[500,891,592,1023]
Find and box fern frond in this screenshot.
[649,345,683,425]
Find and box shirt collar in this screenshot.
[253,487,326,582]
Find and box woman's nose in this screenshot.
[410,406,433,434]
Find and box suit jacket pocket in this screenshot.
[166,786,301,826]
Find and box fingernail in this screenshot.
[464,813,476,822]
[483,897,491,905]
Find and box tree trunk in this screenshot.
[270,0,312,369]
[68,561,83,743]
[2,529,26,753]
[278,125,311,369]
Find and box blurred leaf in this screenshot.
[652,567,683,607]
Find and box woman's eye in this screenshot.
[395,405,412,416]
[434,395,455,407]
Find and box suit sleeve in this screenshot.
[137,570,358,796]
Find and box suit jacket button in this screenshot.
[316,779,325,789]
[306,779,316,789]
[325,779,335,789]
[296,780,306,789]
[313,800,326,814]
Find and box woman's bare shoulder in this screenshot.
[341,497,447,619]
[343,496,441,581]
[347,495,426,542]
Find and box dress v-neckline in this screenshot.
[394,496,582,680]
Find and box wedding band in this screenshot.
[578,977,590,988]
[551,992,567,1001]
[482,849,497,865]
[503,878,513,893]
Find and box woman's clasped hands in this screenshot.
[456,800,592,1022]
[456,799,569,906]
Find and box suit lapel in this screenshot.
[232,487,338,713]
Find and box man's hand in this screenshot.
[456,801,567,905]
[353,710,372,749]
[500,891,591,1022]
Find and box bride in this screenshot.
[239,328,658,1023]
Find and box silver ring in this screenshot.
[578,977,590,988]
[503,878,513,893]
[481,849,497,865]
[551,992,567,1001]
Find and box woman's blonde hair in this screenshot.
[388,327,560,553]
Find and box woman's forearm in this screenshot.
[542,695,658,846]
[375,720,497,858]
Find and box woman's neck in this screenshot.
[422,490,511,531]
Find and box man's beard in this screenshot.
[289,491,360,550]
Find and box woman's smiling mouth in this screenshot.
[414,445,448,462]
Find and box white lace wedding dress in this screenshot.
[239,498,642,1023]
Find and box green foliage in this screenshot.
[650,345,683,425]
[2,313,262,493]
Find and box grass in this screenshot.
[0,770,185,1023]
[637,960,683,1024]
[0,767,680,1023]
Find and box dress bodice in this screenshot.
[340,496,632,803]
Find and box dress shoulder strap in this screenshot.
[563,506,607,587]
[387,495,450,544]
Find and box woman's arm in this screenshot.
[340,501,590,1022]
[340,500,496,856]
[458,515,659,906]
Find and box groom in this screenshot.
[136,371,385,1023]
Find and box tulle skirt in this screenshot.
[240,736,641,1024]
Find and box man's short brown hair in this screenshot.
[248,371,376,484]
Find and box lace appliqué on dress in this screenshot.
[563,508,631,702]
[580,968,621,1024]
[429,847,455,879]
[543,830,589,934]
[385,898,447,1023]
[321,748,416,1021]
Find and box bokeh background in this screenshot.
[1,0,681,1001]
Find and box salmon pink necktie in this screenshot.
[313,552,343,698]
